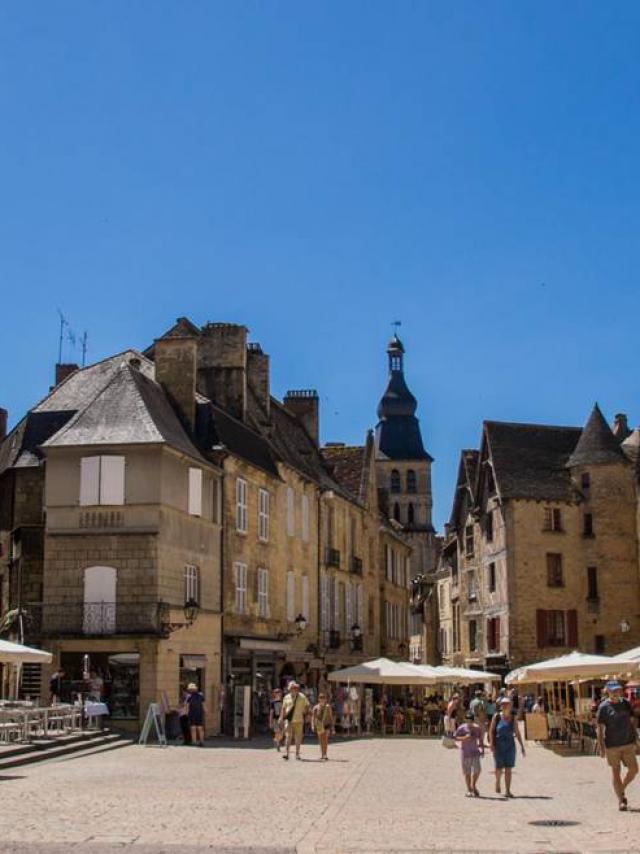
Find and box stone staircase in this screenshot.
[0,728,132,771]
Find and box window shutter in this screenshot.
[494,615,501,651]
[536,609,547,648]
[80,456,100,506]
[100,456,125,505]
[301,576,309,621]
[567,609,578,647]
[188,468,203,516]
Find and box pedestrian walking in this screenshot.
[49,668,66,704]
[279,681,310,760]
[454,710,484,797]
[489,696,525,797]
[186,682,207,747]
[312,693,335,761]
[269,688,284,751]
[444,693,461,735]
[596,680,639,811]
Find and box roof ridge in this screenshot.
[484,419,581,432]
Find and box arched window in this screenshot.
[406,469,417,493]
[393,502,401,522]
[407,503,415,525]
[83,566,117,634]
[390,469,401,493]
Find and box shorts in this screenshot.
[461,754,481,776]
[606,743,638,771]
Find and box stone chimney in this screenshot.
[246,343,270,420]
[55,363,79,387]
[613,413,631,441]
[284,390,320,444]
[0,408,7,441]
[154,336,198,432]
[197,323,248,421]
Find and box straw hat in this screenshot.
[187,682,198,692]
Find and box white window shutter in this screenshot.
[286,571,295,622]
[188,467,203,516]
[99,456,125,505]
[80,456,100,506]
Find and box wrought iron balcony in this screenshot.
[21,601,169,639]
[350,556,363,575]
[325,548,341,569]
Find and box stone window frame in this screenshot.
[184,564,200,604]
[546,552,564,588]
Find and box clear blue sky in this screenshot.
[1,2,639,528]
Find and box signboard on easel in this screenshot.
[525,712,549,741]
[139,702,167,746]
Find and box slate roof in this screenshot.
[566,404,627,468]
[0,351,156,476]
[485,421,583,502]
[449,449,479,527]
[43,365,207,463]
[197,401,280,477]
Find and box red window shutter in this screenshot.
[536,609,547,648]
[567,609,578,647]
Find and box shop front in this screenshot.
[60,650,140,721]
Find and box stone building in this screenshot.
[321,434,412,665]
[439,405,640,674]
[0,345,223,731]
[374,334,438,663]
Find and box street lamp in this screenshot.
[350,623,363,651]
[295,613,308,634]
[183,598,200,625]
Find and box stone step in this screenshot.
[0,730,131,770]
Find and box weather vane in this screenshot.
[391,320,402,334]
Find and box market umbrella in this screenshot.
[505,651,639,685]
[327,657,439,685]
[432,666,501,685]
[0,639,53,664]
[614,646,640,663]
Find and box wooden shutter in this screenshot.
[567,609,578,647]
[80,456,100,506]
[494,615,501,651]
[188,468,203,516]
[536,609,547,648]
[100,456,125,505]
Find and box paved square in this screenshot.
[0,736,638,854]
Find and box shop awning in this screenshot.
[505,651,640,685]
[615,646,640,663]
[180,654,207,669]
[0,639,53,665]
[238,638,291,652]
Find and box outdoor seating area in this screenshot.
[506,649,640,755]
[0,701,82,744]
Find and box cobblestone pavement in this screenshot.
[0,736,639,854]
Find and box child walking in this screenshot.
[455,710,485,796]
[312,693,335,761]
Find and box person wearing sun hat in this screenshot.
[596,680,639,811]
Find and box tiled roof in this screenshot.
[485,420,583,502]
[198,402,280,477]
[566,404,627,468]
[321,445,366,500]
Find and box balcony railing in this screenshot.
[350,556,363,576]
[325,548,341,569]
[322,629,341,649]
[22,601,169,639]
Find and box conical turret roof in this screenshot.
[566,404,627,468]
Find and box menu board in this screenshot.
[525,712,549,741]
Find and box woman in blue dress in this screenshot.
[489,696,525,797]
